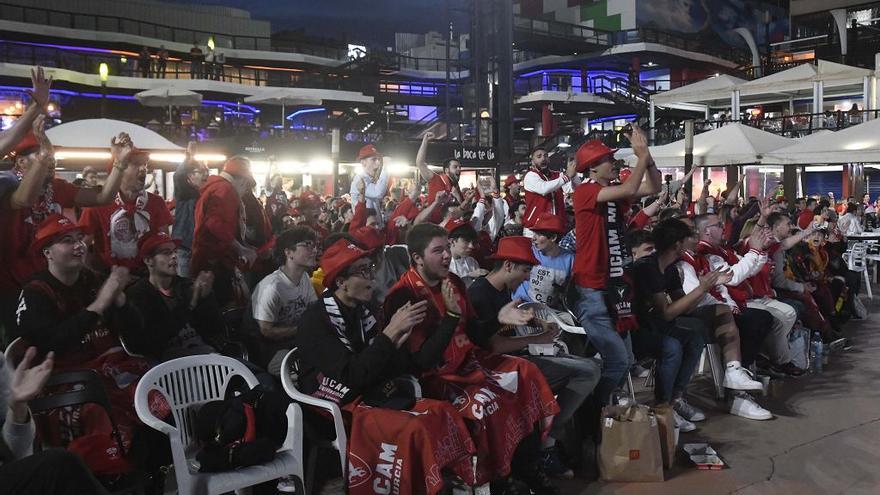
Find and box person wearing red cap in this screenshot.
[349,144,390,227]
[191,156,258,307]
[522,147,579,236]
[468,236,599,480]
[0,124,129,341]
[416,132,464,223]
[512,213,574,313]
[446,219,485,287]
[502,173,521,216]
[385,224,560,493]
[295,238,476,495]
[250,226,319,375]
[79,140,173,271]
[569,125,661,404]
[15,215,155,473]
[123,231,222,361]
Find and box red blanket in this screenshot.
[345,398,475,495]
[386,269,560,484]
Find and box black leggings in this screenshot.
[0,449,109,495]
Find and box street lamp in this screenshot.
[99,62,109,117]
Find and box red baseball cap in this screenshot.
[503,174,520,188]
[489,236,539,265]
[223,157,252,179]
[530,212,567,235]
[575,140,617,173]
[138,231,181,260]
[350,226,385,251]
[444,218,470,234]
[357,144,381,161]
[321,239,372,289]
[32,214,82,253]
[7,131,39,159]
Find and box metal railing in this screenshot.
[513,15,613,47]
[0,1,272,51]
[616,27,751,65]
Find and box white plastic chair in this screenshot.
[280,349,347,494]
[845,242,873,299]
[134,355,304,495]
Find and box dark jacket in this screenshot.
[124,275,223,359]
[172,162,200,250]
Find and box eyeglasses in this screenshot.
[346,263,376,279]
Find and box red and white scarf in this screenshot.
[109,190,151,260]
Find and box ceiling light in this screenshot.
[521,127,534,131]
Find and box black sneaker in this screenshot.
[540,446,574,479]
[520,463,561,495]
[771,362,806,377]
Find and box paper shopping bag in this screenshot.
[598,404,664,482]
[652,404,676,469]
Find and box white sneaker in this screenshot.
[673,398,706,422]
[276,476,298,493]
[673,410,697,432]
[633,364,651,378]
[723,365,764,391]
[729,392,772,420]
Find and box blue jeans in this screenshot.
[176,248,192,278]
[573,286,631,402]
[655,317,705,404]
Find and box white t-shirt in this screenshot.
[450,256,481,287]
[251,269,318,326]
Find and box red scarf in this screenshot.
[695,241,754,310]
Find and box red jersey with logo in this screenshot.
[427,173,461,224]
[0,178,80,293]
[79,192,173,270]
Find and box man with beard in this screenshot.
[385,224,561,494]
[522,148,579,236]
[349,144,390,227]
[123,231,221,361]
[416,133,464,216]
[569,126,662,404]
[79,144,173,272]
[0,120,127,342]
[251,226,320,375]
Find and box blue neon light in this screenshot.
[0,85,260,113]
[0,40,118,55]
[286,107,326,120]
[589,114,638,124]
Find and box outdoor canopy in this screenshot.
[134,87,203,107]
[46,118,183,150]
[764,118,880,164]
[618,123,794,167]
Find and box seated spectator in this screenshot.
[79,147,173,271]
[15,215,157,474]
[513,213,573,311]
[838,203,864,236]
[251,226,318,375]
[385,224,560,493]
[124,232,221,361]
[296,238,476,495]
[468,236,599,480]
[667,218,774,420]
[632,226,709,431]
[0,346,110,494]
[446,219,485,287]
[693,213,805,377]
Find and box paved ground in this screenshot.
[559,298,880,495]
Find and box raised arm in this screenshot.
[6,115,51,210]
[74,132,130,206]
[415,132,437,181]
[597,125,651,203]
[0,67,52,158]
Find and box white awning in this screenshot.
[46,118,183,150]
[764,118,880,164]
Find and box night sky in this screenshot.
[170,0,468,46]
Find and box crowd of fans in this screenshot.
[0,67,868,494]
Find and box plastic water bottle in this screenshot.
[810,333,823,374]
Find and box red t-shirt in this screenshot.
[797,208,815,230]
[0,178,80,293]
[79,192,173,270]
[572,182,607,289]
[427,173,461,224]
